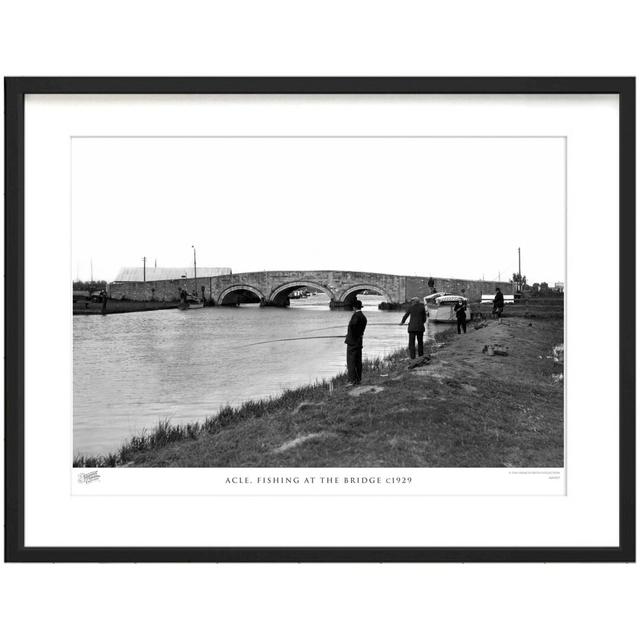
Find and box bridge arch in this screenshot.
[269,281,336,306]
[339,283,392,306]
[217,284,266,306]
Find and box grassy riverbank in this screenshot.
[75,317,564,468]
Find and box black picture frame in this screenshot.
[4,77,635,563]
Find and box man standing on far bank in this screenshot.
[345,299,367,385]
[493,287,505,320]
[400,297,427,359]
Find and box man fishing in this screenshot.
[345,299,367,385]
[453,298,467,334]
[400,297,427,359]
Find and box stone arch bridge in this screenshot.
[108,270,511,309]
[211,271,405,307]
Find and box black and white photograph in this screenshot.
[71,134,565,471]
[5,78,633,564]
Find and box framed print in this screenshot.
[4,77,635,562]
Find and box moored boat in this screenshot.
[424,292,471,323]
[178,294,204,310]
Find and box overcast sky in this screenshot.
[72,136,565,284]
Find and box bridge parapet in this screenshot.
[107,270,512,307]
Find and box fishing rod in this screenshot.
[247,335,346,347]
[302,323,403,333]
[247,332,409,347]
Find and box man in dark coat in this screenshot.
[453,298,467,334]
[345,299,367,385]
[493,287,505,319]
[400,297,427,359]
[100,289,108,316]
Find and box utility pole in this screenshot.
[192,245,197,296]
[90,258,94,283]
[142,256,146,282]
[518,247,522,292]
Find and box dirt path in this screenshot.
[417,318,563,389]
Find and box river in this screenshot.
[73,294,448,456]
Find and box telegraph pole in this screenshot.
[518,247,522,292]
[192,245,197,295]
[142,256,146,282]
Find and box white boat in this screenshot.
[424,292,471,323]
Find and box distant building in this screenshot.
[553,282,564,292]
[113,266,232,282]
